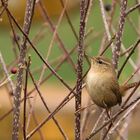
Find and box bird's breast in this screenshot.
[86,71,107,90]
[86,70,118,108]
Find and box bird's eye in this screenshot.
[98,59,103,64]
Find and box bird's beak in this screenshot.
[84,54,97,66]
[84,53,95,60]
[91,56,96,61]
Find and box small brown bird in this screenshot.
[86,56,137,109]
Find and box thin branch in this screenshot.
[27,100,45,140]
[5,7,77,98]
[25,0,68,134]
[121,44,140,74]
[118,38,140,78]
[86,95,140,140]
[91,110,105,134]
[0,37,92,123]
[6,0,36,139]
[122,79,140,108]
[26,73,88,139]
[99,0,117,54]
[23,57,31,140]
[113,0,127,69]
[99,0,111,40]
[126,2,140,16]
[0,51,15,93]
[120,45,133,57]
[45,0,68,62]
[7,12,20,50]
[37,0,76,71]
[0,6,6,17]
[0,45,77,122]
[99,35,116,56]
[29,70,68,140]
[111,26,140,75]
[127,16,140,35]
[123,64,140,85]
[75,0,91,139]
[60,0,78,41]
[109,100,140,135]
[26,91,73,139]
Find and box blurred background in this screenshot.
[0,0,140,140]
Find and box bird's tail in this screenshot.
[120,82,139,96]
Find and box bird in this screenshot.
[86,56,137,109]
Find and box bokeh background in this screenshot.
[0,0,140,139]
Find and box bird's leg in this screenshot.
[102,101,111,119]
[106,108,111,119]
[102,102,125,140]
[101,101,113,140]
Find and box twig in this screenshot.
[26,89,81,139]
[121,45,140,74]
[5,7,77,99]
[7,0,36,139]
[112,3,140,75]
[75,103,95,114]
[29,70,68,140]
[36,0,68,83]
[127,16,140,36]
[81,99,92,138]
[118,38,140,78]
[26,23,49,55]
[23,57,31,140]
[113,0,127,69]
[0,6,6,17]
[45,0,68,62]
[109,0,117,28]
[75,0,91,139]
[60,0,78,41]
[99,0,117,54]
[136,0,140,13]
[86,95,140,140]
[0,45,77,122]
[122,79,140,108]
[99,35,116,56]
[7,12,20,50]
[109,99,140,135]
[123,64,140,85]
[7,14,68,139]
[111,26,140,75]
[120,45,133,57]
[99,0,111,39]
[37,0,76,71]
[26,73,87,139]
[0,39,90,129]
[1,3,96,102]
[25,0,69,135]
[0,51,15,93]
[126,2,140,16]
[91,110,105,134]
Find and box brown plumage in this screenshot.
[86,56,137,109]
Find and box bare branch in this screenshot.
[113,0,127,69]
[126,2,140,16]
[118,38,140,78]
[7,0,36,139]
[86,95,140,140]
[75,0,92,139]
[23,57,31,140]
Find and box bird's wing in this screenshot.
[111,80,122,105]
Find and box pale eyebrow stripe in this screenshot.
[99,59,111,65]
